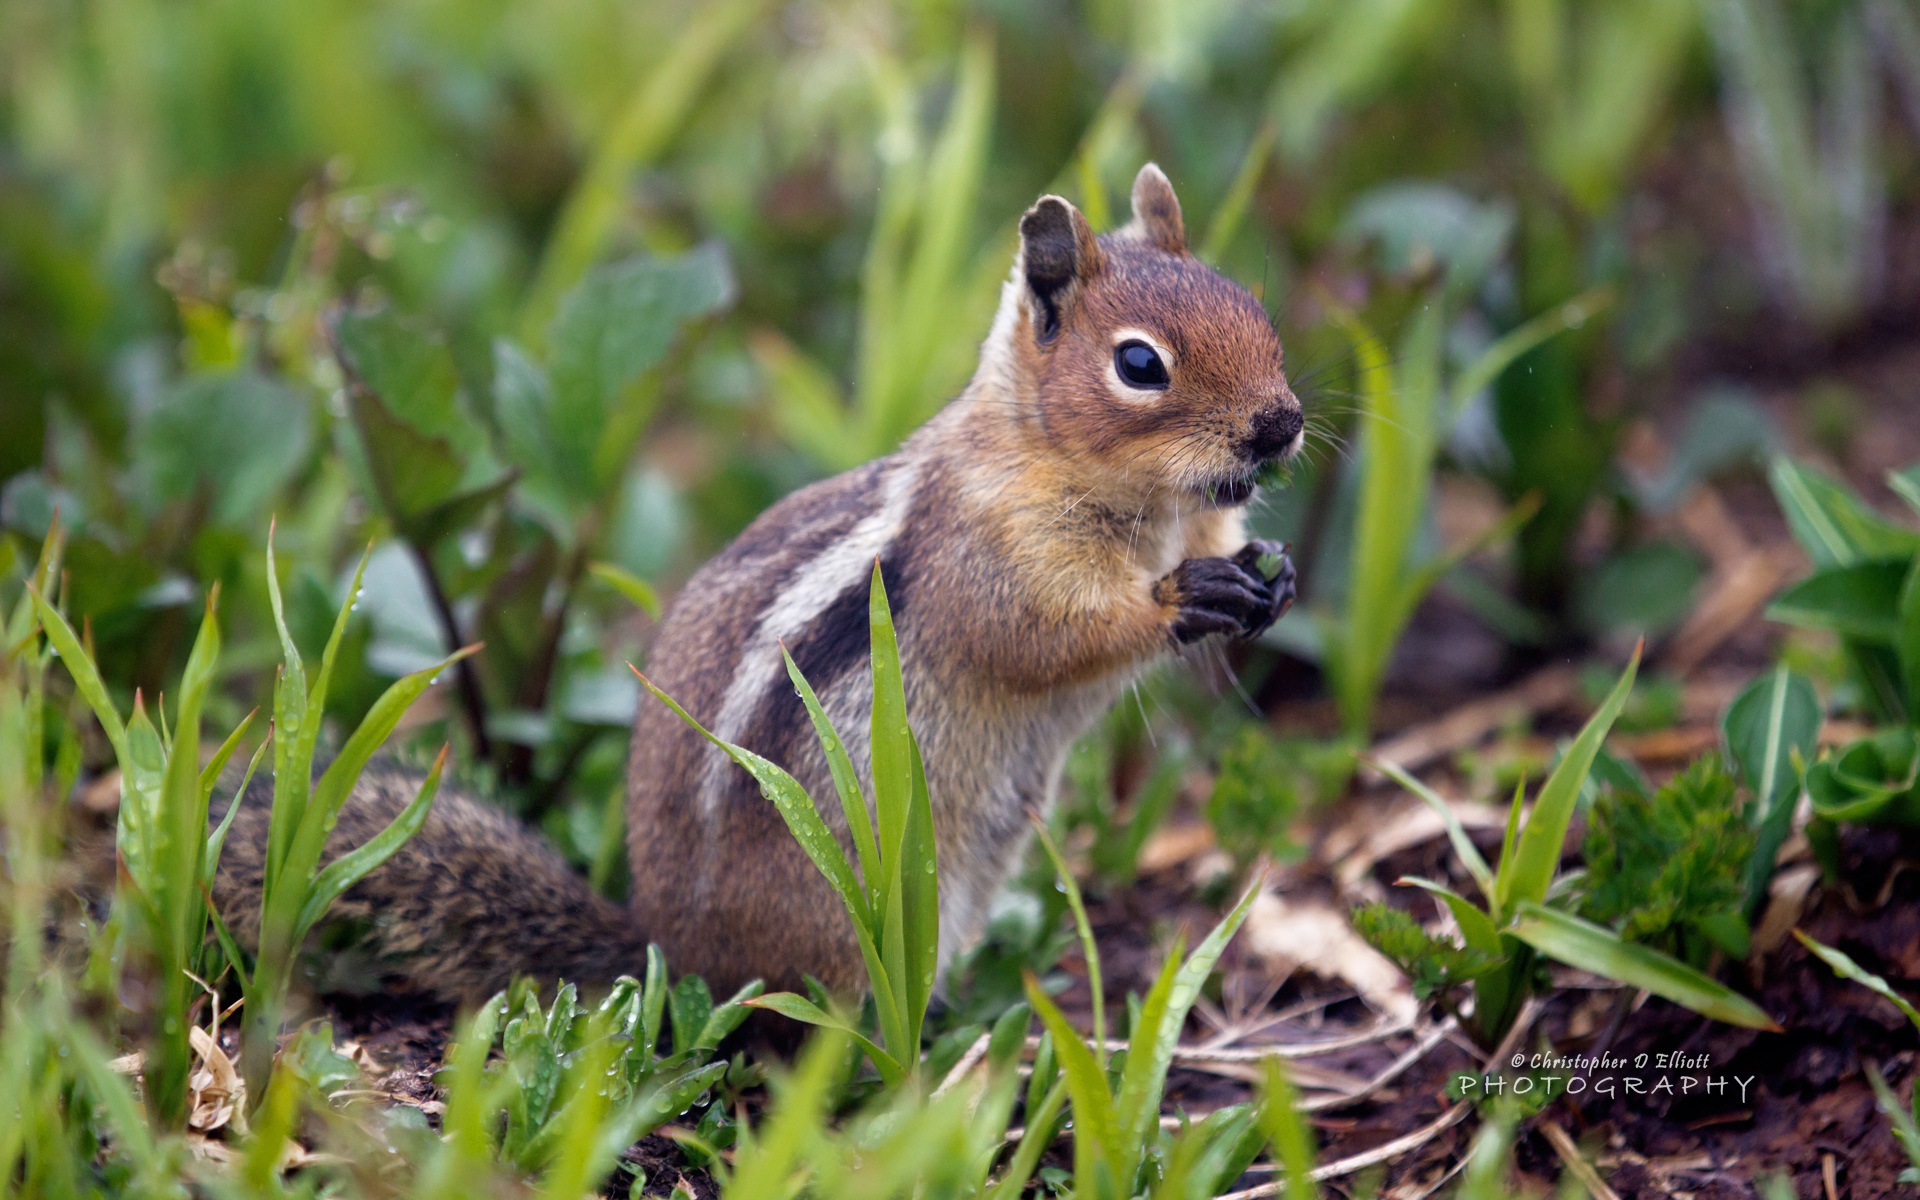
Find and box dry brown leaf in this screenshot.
[187,1023,245,1134]
[1135,822,1216,874]
[1242,891,1417,1024]
[1357,666,1577,785]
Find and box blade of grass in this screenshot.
[1032,818,1105,1068]
[741,992,900,1087]
[1396,876,1503,957]
[292,745,448,941]
[1025,972,1123,1194]
[1258,1058,1318,1200]
[518,0,770,341]
[1794,929,1920,1030]
[1509,901,1778,1029]
[1497,642,1641,915]
[1371,759,1495,898]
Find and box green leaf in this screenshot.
[205,726,271,889]
[1033,823,1106,1066]
[1258,1059,1319,1200]
[545,246,735,494]
[740,993,899,1087]
[137,370,312,525]
[292,747,447,943]
[1116,877,1263,1170]
[1397,876,1502,957]
[1864,1061,1920,1179]
[783,647,881,920]
[29,589,127,760]
[1768,458,1920,567]
[1766,560,1911,643]
[1508,901,1777,1029]
[1899,557,1920,722]
[279,643,476,905]
[1804,730,1920,824]
[1025,974,1123,1196]
[588,562,662,620]
[1497,644,1640,915]
[1374,759,1495,899]
[634,669,866,933]
[1722,666,1822,912]
[1890,464,1920,518]
[1449,286,1613,412]
[986,1078,1067,1200]
[332,309,499,539]
[1793,931,1920,1031]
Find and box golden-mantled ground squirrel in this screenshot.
[214,164,1304,1003]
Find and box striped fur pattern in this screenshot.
[209,164,1303,1004]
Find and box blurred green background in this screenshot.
[4,0,1918,876]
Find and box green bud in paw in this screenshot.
[1255,549,1287,581]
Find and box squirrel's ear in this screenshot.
[1129,164,1186,255]
[1018,194,1101,343]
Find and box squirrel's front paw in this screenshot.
[1156,541,1296,645]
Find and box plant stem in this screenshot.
[407,541,493,761]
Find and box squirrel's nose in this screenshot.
[1242,403,1304,462]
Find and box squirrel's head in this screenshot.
[983,163,1301,509]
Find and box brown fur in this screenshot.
[209,165,1303,1005]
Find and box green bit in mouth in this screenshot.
[1254,461,1294,490]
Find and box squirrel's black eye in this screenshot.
[1114,340,1169,390]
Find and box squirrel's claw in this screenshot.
[1160,541,1295,645]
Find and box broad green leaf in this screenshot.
[588,561,662,620]
[1804,731,1920,824]
[137,370,311,525]
[546,246,735,495]
[1374,758,1495,899]
[1498,643,1640,914]
[333,310,496,535]
[293,747,447,943]
[1766,560,1911,643]
[1508,901,1777,1029]
[1722,666,1822,912]
[1768,458,1920,567]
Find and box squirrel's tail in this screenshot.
[212,760,648,1006]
